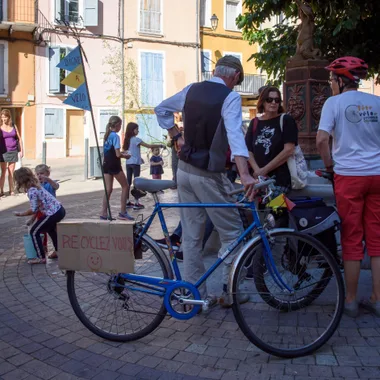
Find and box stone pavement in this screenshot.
[0,159,380,380]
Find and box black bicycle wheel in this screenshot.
[232,230,344,358]
[253,236,333,311]
[67,235,172,342]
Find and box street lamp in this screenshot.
[210,14,218,31]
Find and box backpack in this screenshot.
[252,115,308,189]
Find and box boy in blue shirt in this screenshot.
[35,164,59,197]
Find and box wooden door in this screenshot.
[66,110,84,156]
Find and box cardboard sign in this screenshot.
[57,219,135,273]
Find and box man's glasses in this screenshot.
[265,97,281,104]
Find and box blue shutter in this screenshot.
[0,45,5,94]
[99,109,119,136]
[84,0,98,26]
[45,108,64,138]
[152,53,163,105]
[140,53,149,106]
[0,2,3,22]
[201,51,210,72]
[136,114,163,142]
[140,52,163,107]
[49,47,61,93]
[65,47,75,93]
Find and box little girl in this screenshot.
[26,164,60,258]
[150,147,164,180]
[13,167,66,264]
[122,122,164,210]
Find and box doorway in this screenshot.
[66,110,84,156]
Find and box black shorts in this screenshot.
[103,162,122,175]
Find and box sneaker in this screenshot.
[219,291,250,308]
[344,300,359,318]
[118,212,134,221]
[133,203,145,210]
[360,299,380,317]
[126,201,134,208]
[155,234,181,251]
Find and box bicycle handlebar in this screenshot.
[228,179,276,196]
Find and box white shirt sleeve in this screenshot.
[222,91,249,158]
[318,97,336,135]
[154,84,192,129]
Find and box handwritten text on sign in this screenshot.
[62,234,133,252]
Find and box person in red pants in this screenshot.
[317,56,380,317]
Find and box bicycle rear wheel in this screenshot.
[232,230,344,358]
[67,235,172,342]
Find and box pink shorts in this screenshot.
[335,174,380,261]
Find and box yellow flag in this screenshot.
[61,71,85,89]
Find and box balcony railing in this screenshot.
[201,71,267,96]
[0,0,37,25]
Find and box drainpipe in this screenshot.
[121,0,126,133]
[195,0,200,82]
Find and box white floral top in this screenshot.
[27,186,61,216]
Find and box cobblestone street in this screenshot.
[0,159,380,380]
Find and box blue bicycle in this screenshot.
[67,178,344,358]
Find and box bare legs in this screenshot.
[101,172,129,218]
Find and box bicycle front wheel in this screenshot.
[232,230,344,358]
[67,234,172,342]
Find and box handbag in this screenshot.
[13,124,21,152]
[279,114,308,190]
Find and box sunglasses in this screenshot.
[265,97,281,104]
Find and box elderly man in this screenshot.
[155,56,256,306]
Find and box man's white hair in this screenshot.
[214,65,237,78]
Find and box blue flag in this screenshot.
[57,46,82,72]
[63,84,91,111]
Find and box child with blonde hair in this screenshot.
[13,167,66,264]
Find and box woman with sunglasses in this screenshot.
[245,86,298,197]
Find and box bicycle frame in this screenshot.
[120,194,293,298]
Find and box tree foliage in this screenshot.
[238,0,380,85]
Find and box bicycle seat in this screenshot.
[134,177,176,193]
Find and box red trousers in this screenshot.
[335,174,380,260]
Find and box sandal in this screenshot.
[48,252,58,259]
[28,258,46,265]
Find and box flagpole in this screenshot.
[77,41,113,221]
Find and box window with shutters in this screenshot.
[48,46,75,95]
[223,51,242,62]
[201,50,212,72]
[99,109,119,137]
[225,0,241,31]
[44,108,64,138]
[136,114,163,142]
[54,0,98,27]
[200,0,211,27]
[139,0,162,34]
[140,51,164,107]
[0,42,8,96]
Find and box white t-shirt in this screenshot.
[126,136,143,165]
[319,91,380,176]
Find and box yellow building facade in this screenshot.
[0,0,37,158]
[199,0,266,121]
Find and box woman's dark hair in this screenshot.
[123,122,139,150]
[103,116,122,142]
[257,86,285,114]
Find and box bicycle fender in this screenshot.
[228,228,295,296]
